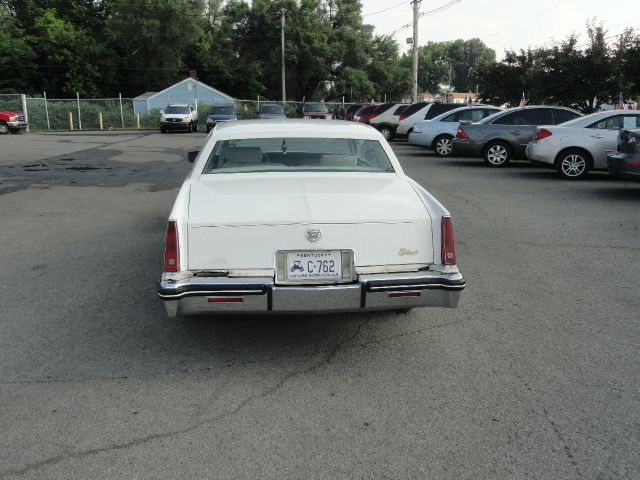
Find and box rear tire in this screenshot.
[378,126,394,141]
[484,141,512,167]
[0,122,9,134]
[556,149,591,180]
[433,135,454,157]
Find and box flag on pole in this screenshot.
[518,92,527,108]
[618,92,625,110]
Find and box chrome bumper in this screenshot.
[157,271,465,317]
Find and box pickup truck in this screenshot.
[0,111,28,134]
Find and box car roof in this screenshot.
[428,105,500,121]
[212,119,381,140]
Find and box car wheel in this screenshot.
[484,141,511,167]
[9,128,20,134]
[378,126,394,141]
[433,135,454,157]
[556,149,591,180]
[160,126,166,134]
[192,121,198,132]
[0,122,9,134]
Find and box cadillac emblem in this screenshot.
[305,228,322,243]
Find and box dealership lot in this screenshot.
[0,133,638,479]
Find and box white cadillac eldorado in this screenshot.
[157,120,465,316]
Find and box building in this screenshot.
[133,77,235,116]
[416,90,479,104]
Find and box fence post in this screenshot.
[136,113,140,129]
[119,93,124,129]
[44,92,50,131]
[76,92,82,130]
[69,112,74,130]
[257,95,260,111]
[21,94,29,133]
[99,112,103,130]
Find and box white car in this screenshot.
[396,102,470,137]
[160,104,198,133]
[526,110,640,179]
[157,120,466,316]
[409,106,502,156]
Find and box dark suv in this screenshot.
[206,105,238,133]
[453,106,582,167]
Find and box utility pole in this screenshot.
[277,8,287,103]
[411,0,421,103]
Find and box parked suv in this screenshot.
[258,103,286,119]
[369,103,410,140]
[0,111,27,134]
[160,104,198,133]
[301,102,331,119]
[396,102,466,138]
[206,104,238,132]
[453,106,582,167]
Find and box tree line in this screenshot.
[1,1,638,112]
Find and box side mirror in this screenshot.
[159,110,164,115]
[187,151,199,163]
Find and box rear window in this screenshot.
[373,103,396,115]
[210,106,236,115]
[203,138,394,174]
[553,109,581,124]
[401,102,427,117]
[356,105,379,115]
[425,103,464,120]
[393,105,409,115]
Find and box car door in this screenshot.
[510,109,544,155]
[585,114,640,168]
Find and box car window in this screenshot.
[165,106,190,114]
[401,102,427,117]
[425,104,462,120]
[210,106,235,115]
[457,109,492,122]
[482,109,502,119]
[536,109,554,125]
[393,105,409,115]
[203,138,395,174]
[441,112,460,122]
[303,103,329,113]
[589,115,623,130]
[514,109,540,125]
[374,103,396,115]
[260,105,284,114]
[622,115,640,128]
[491,112,517,125]
[553,109,580,124]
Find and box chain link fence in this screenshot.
[2,94,359,133]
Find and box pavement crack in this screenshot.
[0,321,369,478]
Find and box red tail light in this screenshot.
[399,113,408,121]
[164,221,180,272]
[358,113,376,124]
[441,216,457,265]
[536,128,552,140]
[456,127,469,140]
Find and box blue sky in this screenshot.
[361,0,640,57]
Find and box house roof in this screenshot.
[137,78,234,102]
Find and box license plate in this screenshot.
[286,250,342,282]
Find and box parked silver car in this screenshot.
[452,106,582,167]
[409,106,501,156]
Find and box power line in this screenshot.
[363,0,407,17]
[482,0,572,40]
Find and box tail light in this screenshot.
[456,127,469,140]
[358,113,376,124]
[441,216,457,265]
[399,113,408,121]
[164,221,180,272]
[536,128,552,140]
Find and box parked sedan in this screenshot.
[526,110,640,179]
[157,120,465,317]
[607,128,640,181]
[453,106,582,167]
[409,106,501,156]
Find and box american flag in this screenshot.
[618,92,625,110]
[518,92,527,108]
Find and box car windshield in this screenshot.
[303,103,329,113]
[261,105,284,114]
[210,106,235,115]
[203,137,394,174]
[165,106,189,114]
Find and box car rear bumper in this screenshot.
[157,271,466,316]
[451,139,483,157]
[526,142,555,165]
[607,154,640,181]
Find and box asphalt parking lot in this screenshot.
[1,131,638,479]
